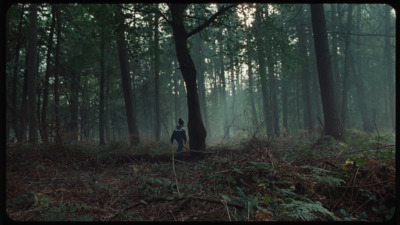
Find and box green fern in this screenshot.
[298,165,345,186]
[282,200,339,221]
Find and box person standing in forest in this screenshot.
[170,118,187,152]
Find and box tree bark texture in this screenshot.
[310,4,344,141]
[169,4,207,153]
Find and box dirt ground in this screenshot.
[5,135,397,222]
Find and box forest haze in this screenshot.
[5,3,397,222]
[5,3,395,146]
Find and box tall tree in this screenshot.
[296,5,313,131]
[153,12,161,141]
[329,4,341,104]
[384,5,395,131]
[27,4,39,144]
[10,6,24,141]
[41,6,56,144]
[351,5,371,132]
[53,5,62,143]
[99,25,106,145]
[167,3,235,153]
[114,5,140,145]
[265,8,280,137]
[310,4,344,141]
[340,4,353,128]
[218,25,229,139]
[254,4,273,136]
[246,38,258,128]
[193,31,208,131]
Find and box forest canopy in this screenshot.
[5,3,395,145]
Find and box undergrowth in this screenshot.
[6,129,396,222]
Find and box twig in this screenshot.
[221,199,232,221]
[331,168,359,211]
[171,144,180,196]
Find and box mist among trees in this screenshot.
[6,3,395,146]
[5,3,397,222]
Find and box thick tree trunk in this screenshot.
[173,60,180,123]
[115,7,140,145]
[310,4,344,141]
[195,32,208,131]
[27,4,39,144]
[169,4,206,153]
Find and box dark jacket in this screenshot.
[170,126,187,145]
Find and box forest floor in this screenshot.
[5,129,396,222]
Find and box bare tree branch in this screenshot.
[187,4,237,38]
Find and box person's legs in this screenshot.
[177,140,183,152]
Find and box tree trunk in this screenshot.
[296,5,313,131]
[169,4,207,153]
[11,7,24,141]
[54,5,62,143]
[173,60,180,123]
[384,5,395,131]
[330,4,341,105]
[264,7,280,137]
[99,27,106,145]
[69,71,79,142]
[195,32,208,131]
[154,13,161,141]
[218,26,229,139]
[105,67,112,141]
[41,6,56,144]
[310,4,344,141]
[247,43,258,128]
[340,4,353,128]
[255,5,273,136]
[281,61,289,135]
[351,5,371,132]
[27,4,39,144]
[115,6,140,145]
